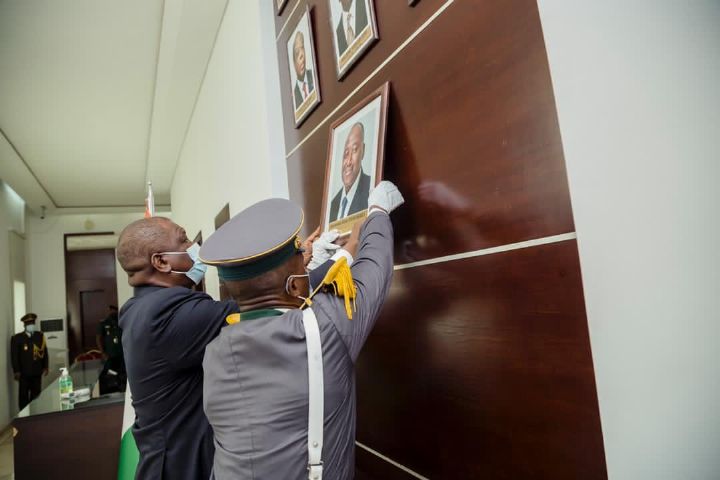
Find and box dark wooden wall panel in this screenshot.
[13,402,123,480]
[275,0,606,477]
[356,240,605,479]
[285,0,574,260]
[276,0,447,150]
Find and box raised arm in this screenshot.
[321,181,403,361]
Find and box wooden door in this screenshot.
[65,247,118,363]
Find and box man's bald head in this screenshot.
[117,217,174,274]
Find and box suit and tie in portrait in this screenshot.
[329,122,372,221]
[287,9,321,125]
[293,68,315,110]
[335,0,369,56]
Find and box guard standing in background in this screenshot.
[96,305,126,392]
[96,305,125,373]
[10,313,49,410]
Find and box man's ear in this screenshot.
[287,275,302,296]
[150,253,172,274]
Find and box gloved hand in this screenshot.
[307,230,341,270]
[368,180,404,214]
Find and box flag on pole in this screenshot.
[144,181,155,218]
[118,386,139,479]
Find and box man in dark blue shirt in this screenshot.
[116,217,353,479]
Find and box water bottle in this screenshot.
[59,367,73,399]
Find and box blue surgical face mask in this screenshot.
[158,243,207,285]
[25,324,36,333]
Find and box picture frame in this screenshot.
[286,6,322,127]
[276,0,289,15]
[328,0,380,80]
[320,82,389,235]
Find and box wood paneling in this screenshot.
[354,446,417,480]
[277,0,447,148]
[65,248,118,362]
[13,402,123,480]
[275,0,605,477]
[355,240,605,479]
[285,0,573,261]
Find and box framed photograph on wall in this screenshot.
[328,0,379,79]
[276,0,289,15]
[286,7,322,127]
[320,82,389,235]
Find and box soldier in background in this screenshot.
[10,313,49,410]
[96,305,125,373]
[96,305,126,392]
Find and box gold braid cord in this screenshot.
[33,335,46,360]
[303,257,357,320]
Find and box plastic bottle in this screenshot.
[59,367,73,399]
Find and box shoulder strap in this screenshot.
[302,307,324,480]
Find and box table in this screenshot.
[12,360,125,480]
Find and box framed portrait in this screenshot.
[286,7,322,127]
[328,0,379,79]
[320,82,389,235]
[276,0,289,15]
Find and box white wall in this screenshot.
[537,2,720,479]
[170,0,286,298]
[26,210,170,373]
[0,181,26,428]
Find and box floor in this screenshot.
[0,425,14,480]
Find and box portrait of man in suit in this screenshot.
[329,0,378,79]
[286,7,321,126]
[323,84,388,233]
[334,0,369,56]
[329,122,372,221]
[292,31,315,111]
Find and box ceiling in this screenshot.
[0,0,228,213]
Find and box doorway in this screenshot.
[64,233,119,363]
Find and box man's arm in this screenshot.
[320,211,394,361]
[95,322,105,355]
[161,293,238,369]
[41,334,49,372]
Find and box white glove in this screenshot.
[368,180,404,214]
[307,230,341,270]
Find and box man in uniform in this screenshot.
[116,216,351,479]
[11,313,49,410]
[96,305,124,371]
[96,305,126,392]
[201,181,403,479]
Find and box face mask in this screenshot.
[157,243,207,285]
[25,324,36,334]
[285,273,310,302]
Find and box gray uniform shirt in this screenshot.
[202,212,393,479]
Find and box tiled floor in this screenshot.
[0,425,14,480]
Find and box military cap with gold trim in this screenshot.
[199,198,304,281]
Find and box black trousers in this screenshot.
[18,375,42,410]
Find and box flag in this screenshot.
[118,386,139,479]
[144,181,155,218]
